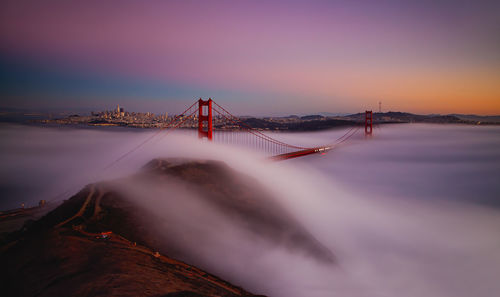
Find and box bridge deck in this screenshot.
[270,146,331,161]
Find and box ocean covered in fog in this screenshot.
[1,123,498,209]
[1,123,499,297]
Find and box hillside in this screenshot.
[0,159,334,297]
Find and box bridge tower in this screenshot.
[365,110,373,135]
[198,98,213,140]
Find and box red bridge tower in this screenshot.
[198,98,213,140]
[365,110,373,135]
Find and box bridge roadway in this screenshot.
[270,146,332,161]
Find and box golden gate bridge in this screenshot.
[47,98,374,204]
[111,98,373,163]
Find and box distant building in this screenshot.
[116,104,125,117]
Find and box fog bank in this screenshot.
[1,123,500,297]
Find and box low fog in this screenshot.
[1,123,500,297]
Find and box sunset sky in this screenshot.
[1,0,499,115]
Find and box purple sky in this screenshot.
[1,0,499,115]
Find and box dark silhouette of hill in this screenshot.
[241,117,353,131]
[344,112,468,124]
[0,159,334,297]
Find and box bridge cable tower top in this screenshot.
[198,98,213,140]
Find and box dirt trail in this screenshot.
[55,185,95,228]
[92,186,104,218]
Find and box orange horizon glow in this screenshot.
[1,0,499,115]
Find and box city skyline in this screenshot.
[1,0,499,116]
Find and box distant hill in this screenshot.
[300,115,324,120]
[450,114,500,124]
[239,111,499,131]
[343,112,469,124]
[240,117,354,131]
